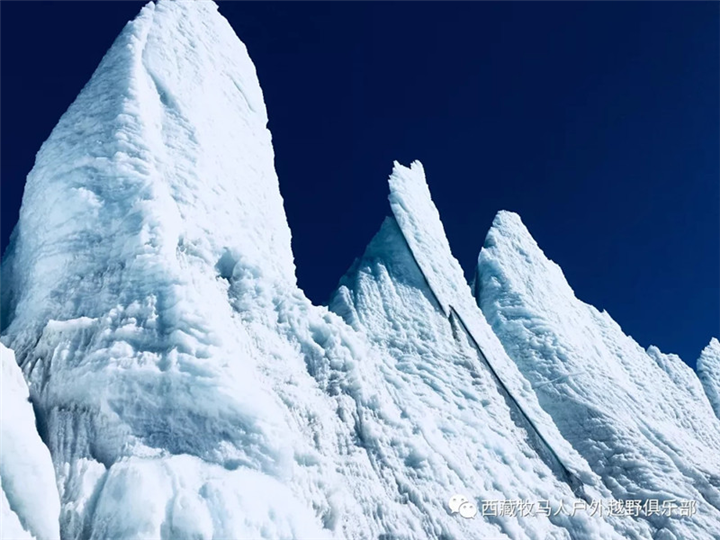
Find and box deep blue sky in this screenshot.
[1,2,718,366]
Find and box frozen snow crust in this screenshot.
[1,1,719,539]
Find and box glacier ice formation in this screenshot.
[476,212,720,540]
[1,1,718,539]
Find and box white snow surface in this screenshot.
[1,343,61,540]
[698,338,720,420]
[1,1,718,539]
[476,210,720,539]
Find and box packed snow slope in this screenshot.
[698,339,720,420]
[476,211,720,540]
[1,0,719,539]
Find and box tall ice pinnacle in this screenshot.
[2,0,295,342]
[0,2,315,539]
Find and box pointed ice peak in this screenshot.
[388,160,467,316]
[2,0,294,337]
[483,210,539,250]
[479,210,576,307]
[698,338,720,418]
[701,337,720,357]
[704,337,720,353]
[647,344,714,409]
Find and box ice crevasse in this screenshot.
[1,1,719,539]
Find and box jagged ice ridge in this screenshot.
[1,1,718,539]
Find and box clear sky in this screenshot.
[1,1,717,367]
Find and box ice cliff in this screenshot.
[1,1,718,539]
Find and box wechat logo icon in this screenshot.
[448,494,478,519]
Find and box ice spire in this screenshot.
[0,3,313,538]
[2,0,295,343]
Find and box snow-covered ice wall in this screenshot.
[1,0,719,539]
